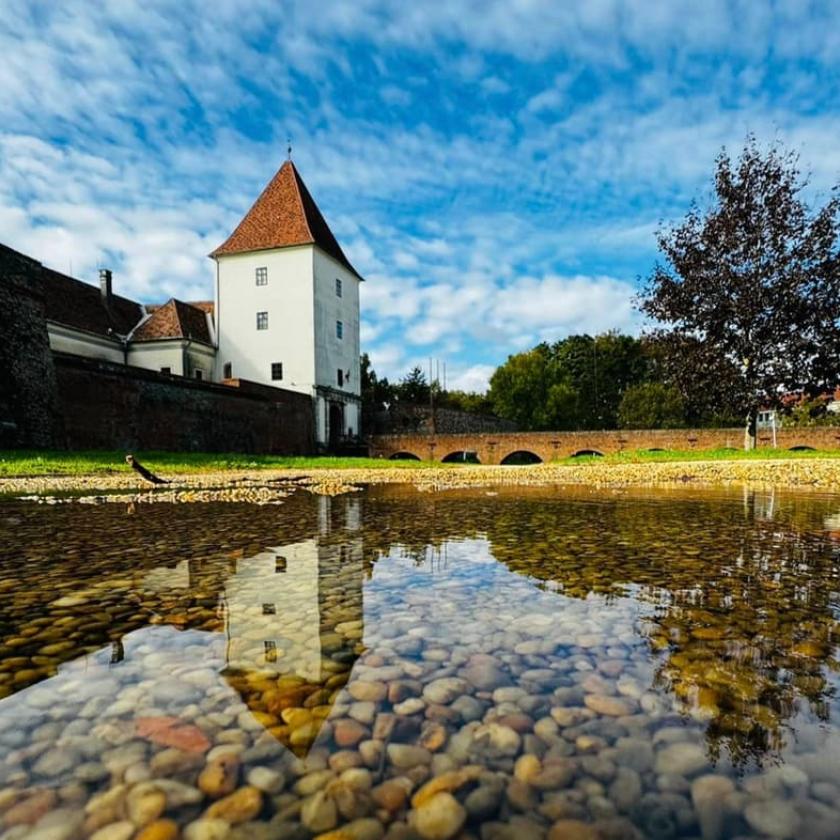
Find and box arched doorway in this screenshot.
[328,403,344,451]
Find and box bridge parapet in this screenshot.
[368,427,840,463]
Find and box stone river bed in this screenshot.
[1,484,840,840]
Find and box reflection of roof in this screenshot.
[133,299,213,345]
[42,267,144,338]
[210,160,363,281]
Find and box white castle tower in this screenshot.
[211,160,363,448]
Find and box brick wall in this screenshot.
[0,245,64,447]
[54,354,314,453]
[370,427,840,463]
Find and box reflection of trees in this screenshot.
[489,490,840,767]
[366,486,840,768]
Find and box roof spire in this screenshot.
[286,136,292,161]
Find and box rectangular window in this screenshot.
[337,369,344,387]
[257,311,268,330]
[275,556,286,573]
[194,370,203,381]
[262,604,276,615]
[223,362,232,379]
[335,277,342,297]
[264,640,277,662]
[160,366,171,375]
[256,267,268,286]
[336,320,343,339]
[271,362,283,381]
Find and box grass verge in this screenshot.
[0,446,838,477]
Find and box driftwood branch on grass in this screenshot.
[125,454,170,485]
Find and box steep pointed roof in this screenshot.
[210,160,364,280]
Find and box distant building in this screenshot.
[18,160,363,448]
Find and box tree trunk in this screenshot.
[744,408,757,451]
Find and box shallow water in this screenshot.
[0,485,840,839]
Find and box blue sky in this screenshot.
[2,1,839,391]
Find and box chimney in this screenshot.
[99,268,112,301]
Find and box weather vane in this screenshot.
[287,137,292,161]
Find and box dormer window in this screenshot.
[256,267,268,286]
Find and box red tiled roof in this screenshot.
[210,160,363,280]
[132,299,213,344]
[42,268,144,338]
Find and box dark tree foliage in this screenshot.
[360,353,395,433]
[396,366,431,405]
[488,332,652,430]
[639,137,840,446]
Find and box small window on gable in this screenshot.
[223,362,232,379]
[262,603,276,615]
[257,311,268,330]
[336,320,343,339]
[335,277,342,297]
[256,267,268,286]
[271,362,283,381]
[337,369,344,387]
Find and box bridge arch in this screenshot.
[500,450,543,465]
[389,451,421,461]
[570,449,604,458]
[441,450,481,464]
[789,444,816,451]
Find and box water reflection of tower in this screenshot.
[221,494,365,685]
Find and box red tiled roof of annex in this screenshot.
[132,299,213,344]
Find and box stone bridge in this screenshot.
[368,427,840,464]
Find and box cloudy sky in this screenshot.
[3,2,839,391]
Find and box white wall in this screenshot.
[215,245,316,393]
[127,341,216,379]
[313,250,362,438]
[313,250,361,398]
[47,322,126,364]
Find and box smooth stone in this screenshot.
[125,786,167,827]
[300,790,338,833]
[409,792,466,840]
[546,820,600,840]
[464,785,502,820]
[691,775,736,840]
[388,744,432,769]
[335,720,368,748]
[583,695,632,717]
[423,679,469,706]
[205,787,262,824]
[744,800,801,839]
[247,766,285,794]
[372,780,410,812]
[136,820,180,840]
[609,767,642,811]
[654,742,709,777]
[348,682,388,703]
[394,699,425,716]
[199,755,240,799]
[451,695,484,722]
[90,822,136,840]
[472,723,521,757]
[183,818,231,840]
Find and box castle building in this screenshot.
[12,159,363,449]
[211,160,363,447]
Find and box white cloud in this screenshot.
[448,364,496,392]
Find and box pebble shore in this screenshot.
[3,458,840,502]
